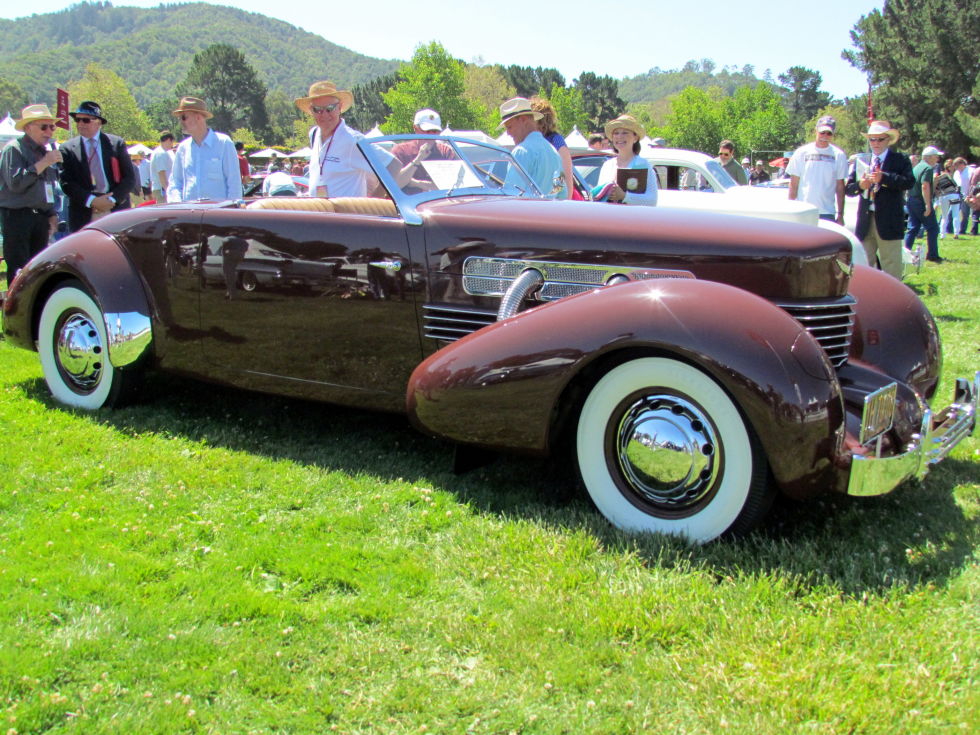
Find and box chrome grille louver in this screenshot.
[776,296,855,367]
[423,304,496,342]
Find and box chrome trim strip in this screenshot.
[104,311,153,369]
[461,257,695,299]
[848,371,978,496]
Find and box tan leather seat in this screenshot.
[328,197,398,217]
[246,197,335,212]
[245,196,397,217]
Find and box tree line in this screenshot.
[1,1,974,160]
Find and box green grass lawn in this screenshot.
[0,237,977,734]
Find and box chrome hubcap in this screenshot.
[56,312,104,392]
[615,395,719,509]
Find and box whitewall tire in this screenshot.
[38,284,139,410]
[576,357,771,542]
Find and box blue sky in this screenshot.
[5,1,884,99]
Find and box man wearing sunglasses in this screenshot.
[787,116,848,224]
[59,101,134,232]
[714,140,748,185]
[167,97,242,203]
[295,81,378,198]
[845,120,914,278]
[0,104,63,286]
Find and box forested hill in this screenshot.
[0,1,400,107]
[620,62,772,104]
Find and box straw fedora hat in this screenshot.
[15,103,57,131]
[604,114,646,140]
[863,120,899,145]
[172,97,213,120]
[295,81,354,114]
[497,97,542,128]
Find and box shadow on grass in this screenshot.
[19,372,979,598]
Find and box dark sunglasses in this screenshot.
[867,136,889,143]
[37,123,57,131]
[818,130,834,135]
[311,103,340,114]
[75,117,95,124]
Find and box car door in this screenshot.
[196,207,423,407]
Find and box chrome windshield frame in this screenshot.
[357,135,544,225]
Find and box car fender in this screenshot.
[846,265,941,399]
[833,265,942,450]
[408,278,847,498]
[3,229,152,369]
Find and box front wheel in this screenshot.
[38,284,142,410]
[576,358,772,542]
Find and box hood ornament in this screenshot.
[835,257,853,277]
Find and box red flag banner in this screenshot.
[56,88,70,130]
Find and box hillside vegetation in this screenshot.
[0,1,399,107]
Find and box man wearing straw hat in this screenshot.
[844,120,914,279]
[296,81,380,198]
[498,97,567,199]
[0,104,62,286]
[59,100,135,232]
[167,97,242,203]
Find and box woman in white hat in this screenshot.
[594,115,657,206]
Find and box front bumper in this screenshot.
[848,372,978,496]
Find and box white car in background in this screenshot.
[573,147,870,267]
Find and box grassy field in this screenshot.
[0,236,977,734]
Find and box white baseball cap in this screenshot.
[921,145,944,157]
[413,109,442,132]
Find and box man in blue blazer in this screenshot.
[845,120,914,279]
[59,101,135,233]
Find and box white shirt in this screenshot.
[787,141,848,215]
[150,145,174,193]
[307,120,376,198]
[167,129,243,203]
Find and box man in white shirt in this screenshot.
[167,97,242,203]
[295,80,410,198]
[150,131,175,202]
[787,116,849,224]
[953,157,971,235]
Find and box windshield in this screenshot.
[704,159,738,190]
[359,136,542,204]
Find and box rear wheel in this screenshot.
[576,357,772,542]
[38,283,142,409]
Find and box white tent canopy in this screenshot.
[249,148,281,159]
[127,143,152,156]
[365,125,383,138]
[443,128,498,146]
[287,147,312,159]
[565,126,589,149]
[0,114,23,145]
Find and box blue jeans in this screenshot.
[904,197,939,258]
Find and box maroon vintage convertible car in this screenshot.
[3,135,976,542]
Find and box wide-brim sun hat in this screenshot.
[172,97,213,120]
[604,114,646,140]
[863,120,899,145]
[15,103,57,131]
[295,81,354,114]
[498,97,542,128]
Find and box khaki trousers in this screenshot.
[862,212,903,280]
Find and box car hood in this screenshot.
[420,197,853,300]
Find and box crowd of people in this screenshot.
[1,81,977,287]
